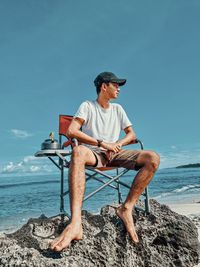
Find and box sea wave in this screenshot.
[155,184,200,199]
[173,184,200,193]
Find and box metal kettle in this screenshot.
[41,132,61,150]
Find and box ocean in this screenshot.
[0,159,200,232]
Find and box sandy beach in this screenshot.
[169,203,200,267]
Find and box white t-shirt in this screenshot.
[74,100,132,150]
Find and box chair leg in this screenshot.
[60,161,65,214]
[116,169,123,204]
[117,181,123,204]
[144,187,150,214]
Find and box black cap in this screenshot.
[94,72,126,87]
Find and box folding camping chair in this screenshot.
[58,114,150,216]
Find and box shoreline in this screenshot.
[1,200,199,232]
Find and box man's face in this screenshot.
[105,82,120,99]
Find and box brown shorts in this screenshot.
[90,148,141,170]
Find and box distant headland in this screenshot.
[176,163,200,169]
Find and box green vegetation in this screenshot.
[176,163,200,168]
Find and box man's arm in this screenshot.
[67,117,100,146]
[67,117,125,153]
[117,126,137,146]
[101,126,136,152]
[100,126,136,160]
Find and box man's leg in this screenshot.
[50,145,97,251]
[116,150,160,242]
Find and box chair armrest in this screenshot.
[63,138,143,150]
[136,139,144,150]
[72,138,78,146]
[129,138,138,144]
[62,138,79,149]
[127,138,144,150]
[62,140,72,148]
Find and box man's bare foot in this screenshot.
[50,223,83,252]
[116,205,139,243]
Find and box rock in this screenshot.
[0,200,199,267]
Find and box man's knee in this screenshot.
[137,151,160,172]
[72,145,87,162]
[147,151,160,171]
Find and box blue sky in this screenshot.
[0,0,200,169]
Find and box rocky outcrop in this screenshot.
[0,200,199,267]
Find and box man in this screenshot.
[50,71,160,252]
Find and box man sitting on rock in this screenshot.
[50,71,160,252]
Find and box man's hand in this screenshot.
[101,142,122,160]
[101,141,122,153]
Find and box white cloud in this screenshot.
[23,155,36,163]
[1,155,55,174]
[10,129,33,139]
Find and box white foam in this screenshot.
[155,184,200,199]
[173,184,200,193]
